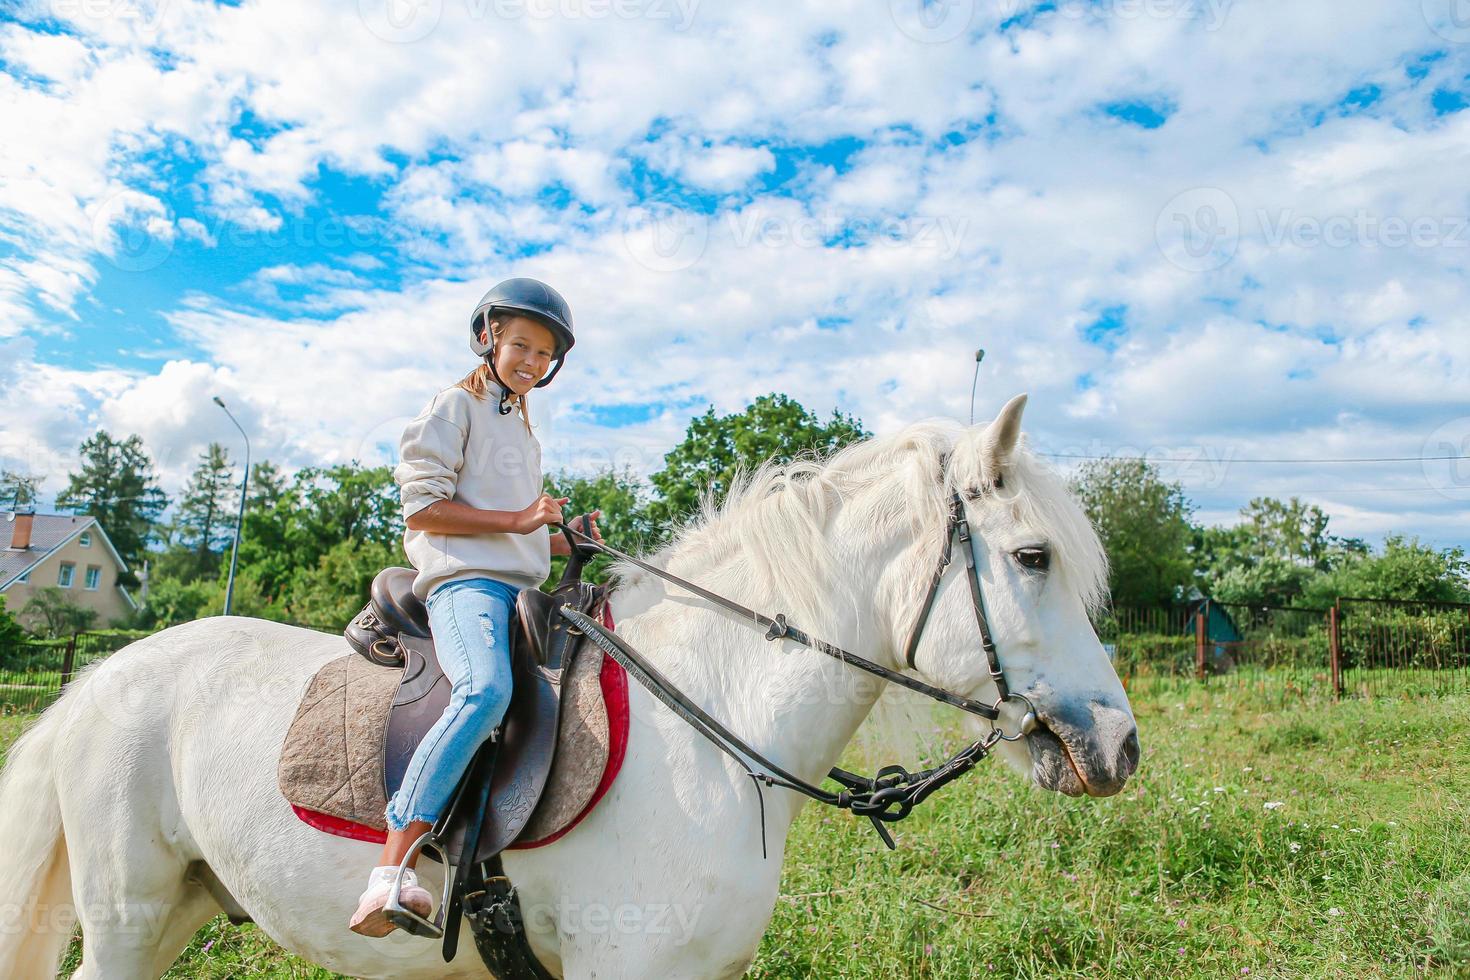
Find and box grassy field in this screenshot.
[3,682,1468,979]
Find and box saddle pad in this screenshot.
[280,624,629,848]
[276,652,401,824]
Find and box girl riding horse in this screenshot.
[349,277,604,937]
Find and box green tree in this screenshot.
[1303,536,1470,607]
[19,586,98,638]
[544,466,653,585]
[1194,497,1371,606]
[234,463,402,604]
[0,594,27,647]
[279,537,402,627]
[236,460,291,592]
[1071,458,1194,608]
[56,431,167,586]
[1209,556,1317,608]
[248,460,288,510]
[647,394,868,532]
[176,442,238,577]
[133,573,221,628]
[143,515,199,582]
[294,464,403,552]
[1240,497,1334,569]
[0,469,38,510]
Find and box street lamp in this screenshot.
[213,396,251,616]
[969,349,985,425]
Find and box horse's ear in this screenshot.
[980,393,1028,485]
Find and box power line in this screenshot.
[1040,451,1470,464]
[1181,486,1465,495]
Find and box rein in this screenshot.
[554,493,1036,850]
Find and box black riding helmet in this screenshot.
[467,276,570,379]
[469,278,575,413]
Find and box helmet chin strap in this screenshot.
[483,348,516,416]
[478,313,516,416]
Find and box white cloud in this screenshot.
[1,0,1467,550]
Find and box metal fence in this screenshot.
[1095,606,1198,697]
[1103,598,1470,702]
[5,600,1468,716]
[0,619,338,715]
[0,630,144,714]
[1334,597,1470,699]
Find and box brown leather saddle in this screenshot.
[344,558,605,864]
[341,524,608,971]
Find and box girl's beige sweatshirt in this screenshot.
[393,382,549,601]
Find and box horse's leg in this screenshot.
[68,881,218,980]
[53,658,221,980]
[60,767,221,980]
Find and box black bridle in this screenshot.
[903,489,1036,722]
[554,487,1037,849]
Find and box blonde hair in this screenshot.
[458,314,534,435]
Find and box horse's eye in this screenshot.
[1014,547,1049,571]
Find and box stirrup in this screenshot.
[384,833,455,939]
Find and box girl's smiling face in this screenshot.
[483,315,558,395]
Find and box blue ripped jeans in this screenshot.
[384,577,521,832]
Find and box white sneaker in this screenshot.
[348,865,433,938]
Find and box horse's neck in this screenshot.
[612,538,888,796]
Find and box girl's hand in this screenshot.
[569,510,604,545]
[550,510,603,556]
[520,494,569,534]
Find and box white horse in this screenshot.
[0,396,1138,979]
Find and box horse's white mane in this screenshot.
[614,417,1108,622]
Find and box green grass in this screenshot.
[3,683,1468,978]
[755,687,1470,978]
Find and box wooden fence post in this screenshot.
[1328,605,1343,700]
[60,631,78,690]
[1195,610,1207,682]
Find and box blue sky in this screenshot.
[1,0,1468,551]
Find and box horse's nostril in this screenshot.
[1121,729,1140,771]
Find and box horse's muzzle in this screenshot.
[1027,699,1139,798]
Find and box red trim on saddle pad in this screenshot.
[290,604,629,848]
[510,641,628,849]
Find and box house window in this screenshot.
[58,563,75,588]
[85,566,101,590]
[79,531,92,548]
